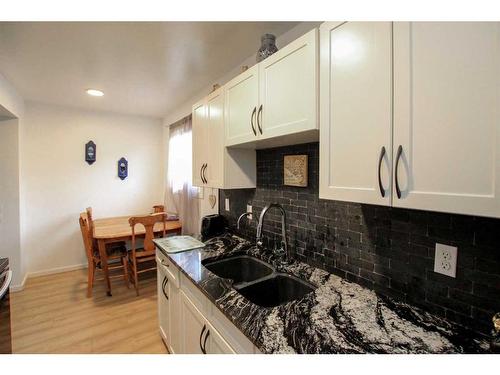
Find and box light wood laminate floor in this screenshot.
[10,269,168,353]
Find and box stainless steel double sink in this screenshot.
[201,255,316,308]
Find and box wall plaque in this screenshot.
[85,141,96,165]
[284,155,308,187]
[118,157,128,180]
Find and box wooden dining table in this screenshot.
[93,215,182,296]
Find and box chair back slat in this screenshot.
[152,205,165,213]
[129,213,166,254]
[79,212,94,262]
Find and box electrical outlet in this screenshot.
[434,243,458,278]
[225,198,230,211]
[246,204,252,220]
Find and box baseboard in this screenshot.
[10,272,28,292]
[28,263,87,278]
[11,263,87,292]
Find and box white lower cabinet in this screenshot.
[156,253,181,353]
[156,249,256,354]
[206,321,235,354]
[180,291,235,354]
[180,290,208,354]
[157,264,170,345]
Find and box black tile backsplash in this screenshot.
[219,142,500,335]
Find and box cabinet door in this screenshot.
[157,266,170,347]
[224,65,259,146]
[205,322,235,354]
[258,28,318,140]
[180,291,207,354]
[206,88,225,188]
[393,22,500,217]
[319,22,393,206]
[167,278,181,354]
[192,100,207,187]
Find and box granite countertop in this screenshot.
[154,234,490,354]
[0,258,8,275]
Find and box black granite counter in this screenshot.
[0,258,8,275]
[154,234,490,354]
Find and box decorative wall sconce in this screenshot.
[85,141,96,165]
[118,157,128,180]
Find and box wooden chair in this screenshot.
[79,212,129,297]
[128,213,166,296]
[152,205,165,213]
[87,206,128,254]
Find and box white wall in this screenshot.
[0,73,25,287]
[0,118,22,286]
[162,22,321,126]
[162,22,322,228]
[0,72,24,118]
[20,102,164,275]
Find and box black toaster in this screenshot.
[200,214,227,240]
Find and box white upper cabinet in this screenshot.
[319,22,393,206]
[393,22,500,217]
[192,87,256,189]
[320,21,500,218]
[224,28,319,148]
[224,65,259,147]
[192,100,207,187]
[206,88,225,188]
[258,29,318,140]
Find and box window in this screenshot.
[168,123,193,193]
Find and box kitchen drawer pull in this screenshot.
[378,146,386,198]
[202,163,208,184]
[0,270,12,299]
[161,276,169,300]
[200,164,205,184]
[199,324,206,354]
[257,105,263,134]
[203,329,210,353]
[251,107,257,136]
[395,145,403,199]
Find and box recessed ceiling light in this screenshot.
[86,89,104,97]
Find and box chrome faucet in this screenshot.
[256,203,289,265]
[236,212,252,230]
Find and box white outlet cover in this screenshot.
[225,198,230,211]
[246,204,252,220]
[434,243,458,278]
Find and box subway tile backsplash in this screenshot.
[219,142,500,335]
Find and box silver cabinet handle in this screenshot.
[202,163,208,184]
[200,164,205,184]
[251,107,257,136]
[378,146,386,197]
[0,270,12,299]
[199,324,206,354]
[161,276,169,300]
[395,145,403,199]
[257,105,263,134]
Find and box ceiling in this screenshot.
[0,22,299,118]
